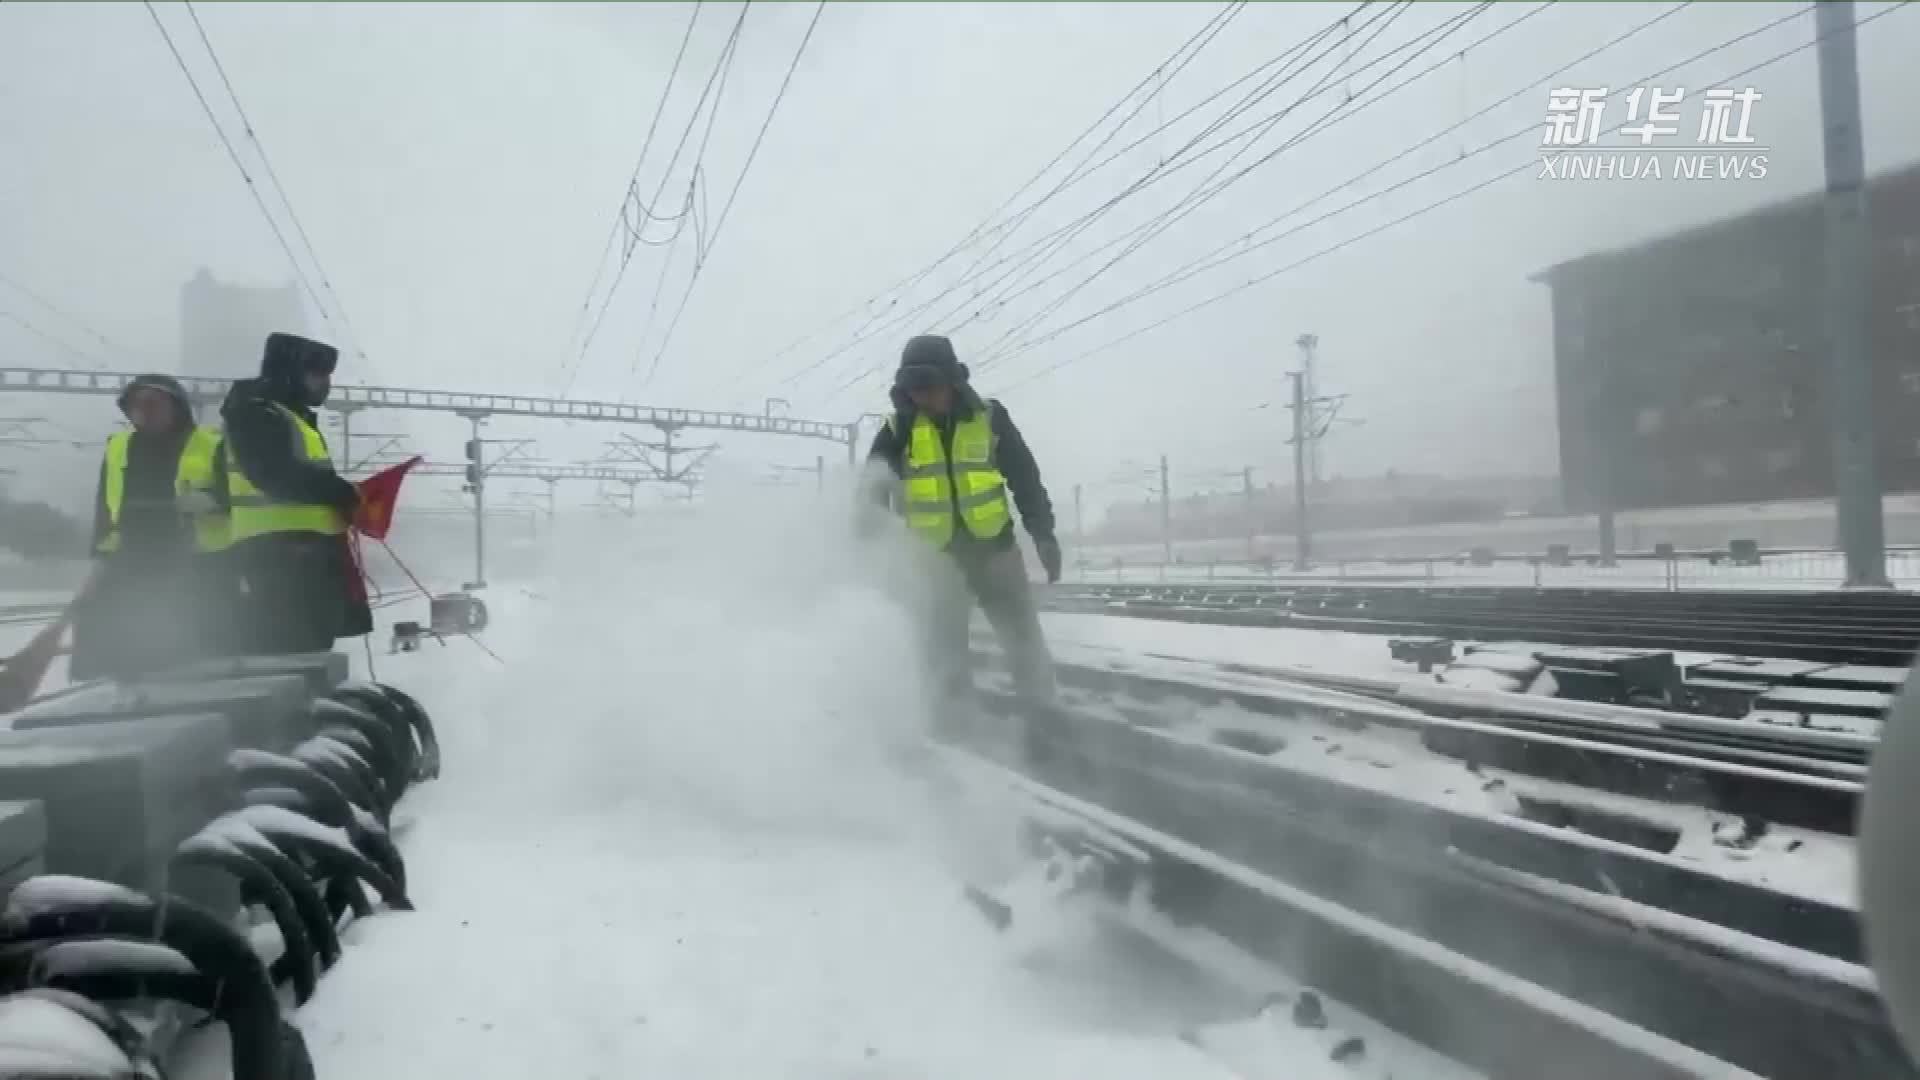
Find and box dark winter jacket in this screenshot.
[219,334,358,518]
[864,384,1057,552]
[219,334,370,653]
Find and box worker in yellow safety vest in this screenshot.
[862,334,1061,714]
[67,374,235,680]
[219,332,367,656]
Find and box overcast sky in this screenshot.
[3,1,1919,518]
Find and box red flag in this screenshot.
[353,456,422,540]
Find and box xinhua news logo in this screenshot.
[1539,86,1769,182]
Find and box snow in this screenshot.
[4,875,145,920]
[32,940,197,979]
[0,994,133,1076]
[233,804,355,852]
[162,496,1351,1080]
[1040,612,1411,680]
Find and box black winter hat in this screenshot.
[894,334,969,390]
[260,332,338,381]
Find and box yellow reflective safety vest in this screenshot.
[892,403,1013,548]
[98,426,232,554]
[227,403,347,544]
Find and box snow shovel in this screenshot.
[0,614,71,714]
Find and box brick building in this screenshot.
[1537,160,1920,512]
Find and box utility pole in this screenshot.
[1242,466,1256,562]
[1158,454,1172,564]
[1816,0,1889,587]
[1295,333,1322,491]
[1073,483,1084,561]
[815,455,825,493]
[458,414,533,590]
[1288,372,1311,570]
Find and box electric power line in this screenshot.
[731,1,1261,395]
[914,2,1406,354]
[182,0,370,361]
[963,0,1451,372]
[140,1,334,341]
[813,0,1452,402]
[986,0,1700,370]
[564,0,750,397]
[0,306,107,370]
[0,270,135,362]
[997,1,1908,394]
[561,0,706,376]
[637,0,828,390]
[972,0,1537,370]
[775,2,1382,399]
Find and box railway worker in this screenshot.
[220,332,369,656]
[861,333,1062,715]
[66,373,235,681]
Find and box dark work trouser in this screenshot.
[925,539,1056,707]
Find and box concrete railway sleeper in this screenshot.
[0,667,441,1080]
[954,692,1900,1078]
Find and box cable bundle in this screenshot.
[0,680,438,1080]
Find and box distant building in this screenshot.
[178,269,309,381]
[1536,160,1920,512]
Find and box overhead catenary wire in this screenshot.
[731,1,1261,397]
[0,306,108,371]
[910,2,1406,356]
[997,1,1908,395]
[986,0,1698,371]
[959,0,1450,373]
[139,1,335,346]
[566,0,750,397]
[620,14,747,390]
[636,0,829,390]
[181,0,370,362]
[784,6,1370,397]
[775,3,1379,399]
[561,0,705,382]
[0,270,135,364]
[919,2,1256,323]
[971,0,1534,370]
[813,0,1454,403]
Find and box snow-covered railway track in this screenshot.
[1044,585,1920,668]
[988,647,1864,834]
[940,744,1766,1080]
[952,689,1906,1079]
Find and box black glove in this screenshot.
[1033,535,1062,584]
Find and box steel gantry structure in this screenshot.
[0,367,863,459]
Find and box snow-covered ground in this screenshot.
[1,492,1867,1076]
[158,498,1402,1080]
